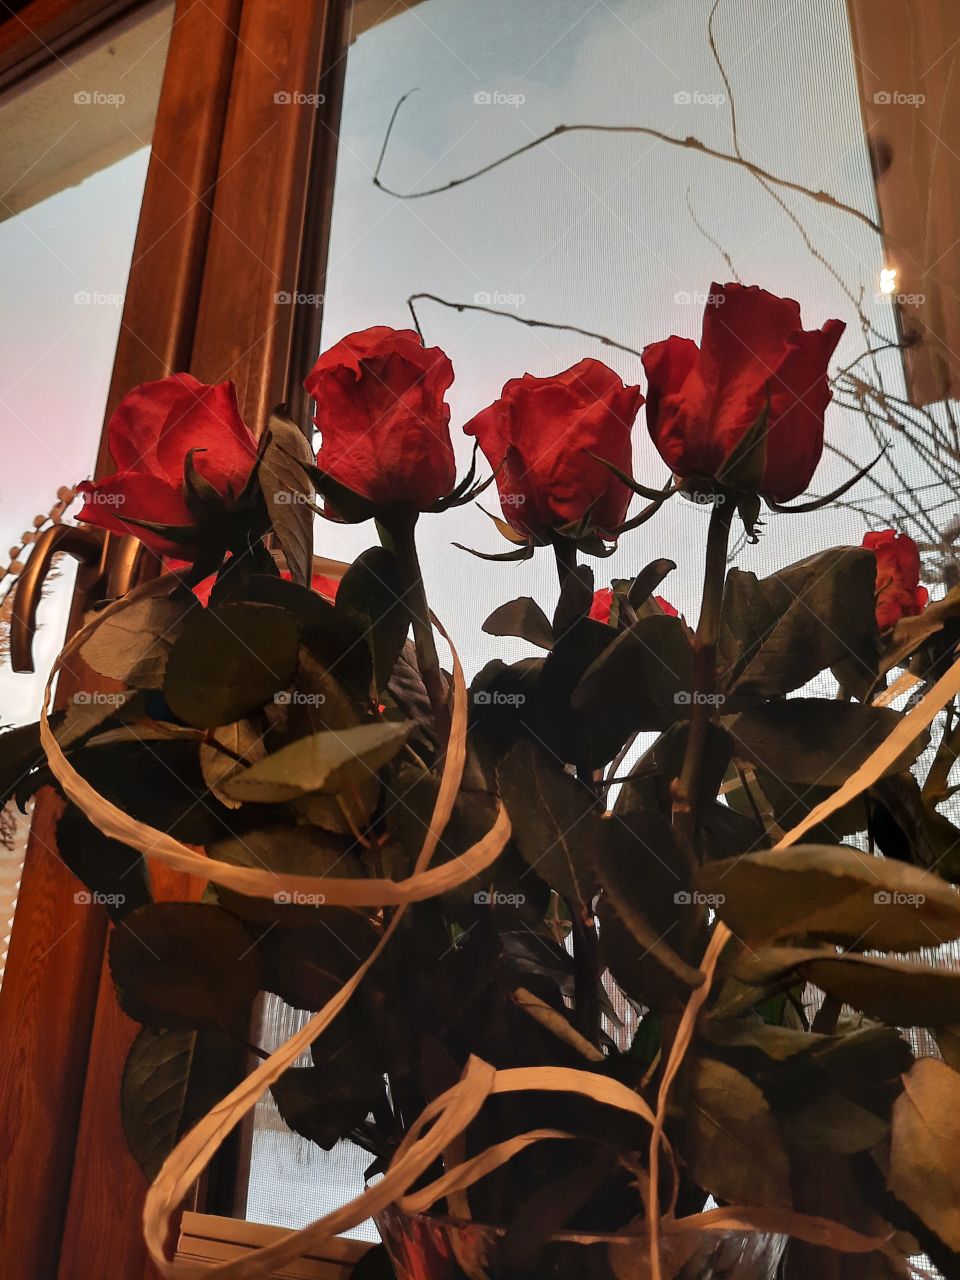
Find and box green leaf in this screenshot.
[698,844,960,951]
[782,1091,888,1155]
[592,812,705,998]
[210,825,364,927]
[497,737,598,905]
[56,805,151,922]
[164,602,300,729]
[572,614,694,735]
[121,1026,242,1181]
[869,772,960,882]
[718,549,879,698]
[0,721,46,806]
[724,699,924,787]
[679,1056,792,1208]
[82,591,197,688]
[482,597,554,650]
[199,719,267,809]
[259,414,315,587]
[271,1062,384,1151]
[109,903,261,1036]
[69,739,229,843]
[888,1058,960,1253]
[258,923,377,1009]
[335,548,409,692]
[735,946,960,1027]
[221,721,410,803]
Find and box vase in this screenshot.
[374,1205,786,1280]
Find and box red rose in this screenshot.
[172,563,340,608]
[589,588,678,625]
[642,284,845,502]
[304,326,455,509]
[863,530,928,630]
[77,374,257,556]
[464,359,644,537]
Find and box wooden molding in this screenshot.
[847,0,960,405]
[189,0,348,433]
[0,0,152,90]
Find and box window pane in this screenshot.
[0,3,174,983]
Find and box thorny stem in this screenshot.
[673,498,734,845]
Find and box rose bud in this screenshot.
[464,359,644,538]
[304,326,456,509]
[863,530,928,630]
[77,374,258,557]
[642,283,845,503]
[589,586,678,625]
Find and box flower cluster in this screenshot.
[79,282,847,553]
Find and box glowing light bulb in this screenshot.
[879,267,897,295]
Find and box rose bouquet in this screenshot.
[6,283,960,1279]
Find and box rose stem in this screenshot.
[383,507,451,742]
[673,497,734,843]
[552,535,579,588]
[552,536,602,1045]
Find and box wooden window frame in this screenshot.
[0,0,350,1275]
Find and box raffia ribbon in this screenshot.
[39,574,956,1279]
